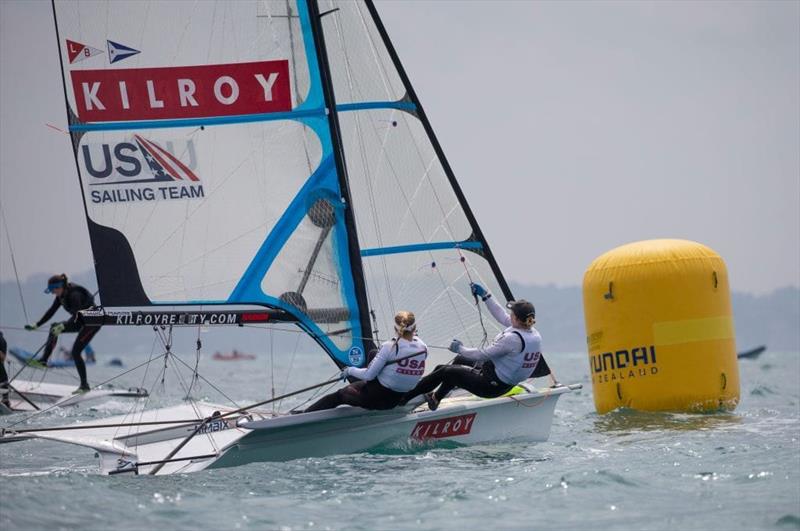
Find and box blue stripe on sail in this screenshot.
[68,101,417,132]
[293,0,323,112]
[360,241,483,257]
[227,151,357,363]
[337,101,416,112]
[228,153,336,303]
[68,109,324,132]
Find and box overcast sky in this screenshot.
[1,0,798,296]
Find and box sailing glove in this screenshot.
[339,368,351,381]
[470,283,490,301]
[50,322,66,336]
[24,324,38,331]
[449,339,463,354]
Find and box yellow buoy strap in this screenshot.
[653,316,734,346]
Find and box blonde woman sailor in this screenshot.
[304,311,427,412]
[401,283,542,411]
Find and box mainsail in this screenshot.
[52,0,520,370]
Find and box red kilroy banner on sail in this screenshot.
[410,412,476,441]
[70,60,291,122]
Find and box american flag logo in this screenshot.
[134,135,200,182]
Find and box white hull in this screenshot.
[1,383,579,475]
[3,379,148,413]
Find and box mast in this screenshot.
[363,0,515,302]
[307,0,376,354]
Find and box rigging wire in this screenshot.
[237,323,462,352]
[3,349,170,430]
[455,248,489,348]
[0,203,30,322]
[269,325,276,414]
[186,326,203,398]
[116,334,160,448]
[169,350,242,410]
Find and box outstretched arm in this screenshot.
[35,298,61,328]
[457,333,522,362]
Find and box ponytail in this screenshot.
[393,310,417,338]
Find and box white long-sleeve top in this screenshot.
[458,296,542,386]
[347,336,428,392]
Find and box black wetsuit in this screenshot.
[402,358,515,405]
[0,331,8,405]
[35,283,97,389]
[304,380,404,412]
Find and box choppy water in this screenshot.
[1,349,798,530]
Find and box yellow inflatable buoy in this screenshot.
[583,239,740,414]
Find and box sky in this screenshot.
[0,0,798,296]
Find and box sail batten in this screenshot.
[360,241,483,258]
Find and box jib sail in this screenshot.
[316,0,520,366]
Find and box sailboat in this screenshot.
[0,0,579,474]
[1,378,148,415]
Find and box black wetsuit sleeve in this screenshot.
[36,298,61,327]
[0,331,6,354]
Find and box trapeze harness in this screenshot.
[305,337,428,412]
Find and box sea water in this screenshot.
[1,350,798,530]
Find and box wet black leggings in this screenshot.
[402,360,514,404]
[305,379,404,412]
[41,322,99,388]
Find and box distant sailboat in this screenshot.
[0,0,579,474]
[737,345,766,360]
[212,350,256,361]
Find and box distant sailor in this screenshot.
[304,311,427,413]
[401,283,542,411]
[0,331,9,407]
[24,274,98,393]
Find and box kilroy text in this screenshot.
[411,413,476,441]
[70,60,291,122]
[112,312,239,326]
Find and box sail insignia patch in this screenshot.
[107,40,141,64]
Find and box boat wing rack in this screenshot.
[77,306,352,327]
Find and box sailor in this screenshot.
[401,283,542,411]
[24,274,97,393]
[0,331,9,407]
[304,311,427,412]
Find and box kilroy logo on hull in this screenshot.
[411,413,476,441]
[590,345,659,385]
[69,60,291,122]
[84,136,204,204]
